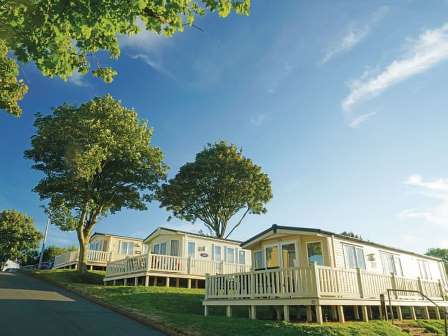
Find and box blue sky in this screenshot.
[1,0,448,254]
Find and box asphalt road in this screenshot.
[0,271,165,336]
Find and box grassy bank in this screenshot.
[33,270,410,336]
[412,320,447,335]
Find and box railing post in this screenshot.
[312,262,321,298]
[438,279,445,299]
[418,277,424,296]
[250,271,255,299]
[146,252,152,272]
[391,273,398,299]
[357,268,364,298]
[205,273,209,299]
[187,256,191,275]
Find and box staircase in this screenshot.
[394,321,437,336]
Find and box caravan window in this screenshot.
[225,247,235,263]
[381,252,403,276]
[119,241,134,255]
[213,245,222,261]
[281,243,297,268]
[265,245,279,268]
[343,244,366,269]
[170,240,180,256]
[254,250,264,269]
[418,260,432,280]
[188,242,196,258]
[307,242,324,266]
[239,250,246,265]
[160,242,167,255]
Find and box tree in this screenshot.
[157,141,272,239]
[25,95,168,272]
[0,210,43,263]
[42,245,77,263]
[426,248,448,276]
[0,0,250,116]
[426,248,448,262]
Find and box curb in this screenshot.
[24,271,189,336]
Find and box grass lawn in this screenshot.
[412,320,447,335]
[33,270,411,336]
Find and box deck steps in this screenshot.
[394,322,436,336]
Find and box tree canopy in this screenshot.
[157,141,272,238]
[426,248,448,263]
[0,209,42,263]
[0,0,250,116]
[42,245,77,263]
[25,94,167,271]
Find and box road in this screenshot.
[0,271,165,336]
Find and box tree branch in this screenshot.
[225,207,250,239]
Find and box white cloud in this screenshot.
[119,19,165,53]
[129,54,176,80]
[119,18,170,77]
[250,113,268,127]
[322,6,388,64]
[399,174,448,226]
[67,70,88,87]
[343,22,448,112]
[348,111,376,128]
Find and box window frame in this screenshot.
[187,241,196,258]
[253,250,264,270]
[212,245,222,262]
[306,241,324,266]
[264,243,280,269]
[224,247,235,264]
[170,239,180,257]
[418,259,432,280]
[238,250,246,265]
[380,251,403,276]
[343,243,366,270]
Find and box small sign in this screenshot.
[200,252,208,258]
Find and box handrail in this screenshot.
[386,288,447,336]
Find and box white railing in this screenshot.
[205,264,446,302]
[53,249,112,268]
[105,253,252,278]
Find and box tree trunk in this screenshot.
[76,228,90,273]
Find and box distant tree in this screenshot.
[340,231,363,240]
[42,245,77,263]
[426,248,448,262]
[25,95,168,272]
[158,141,272,239]
[0,210,42,263]
[426,248,448,276]
[0,0,250,116]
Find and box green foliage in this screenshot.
[412,320,446,335]
[0,209,43,262]
[0,0,250,116]
[158,141,272,238]
[35,269,105,285]
[0,39,28,116]
[42,245,77,263]
[426,248,448,263]
[25,95,168,271]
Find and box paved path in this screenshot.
[0,271,165,336]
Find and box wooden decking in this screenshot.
[53,250,112,269]
[103,253,251,286]
[203,264,448,323]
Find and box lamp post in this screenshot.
[38,218,50,269]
